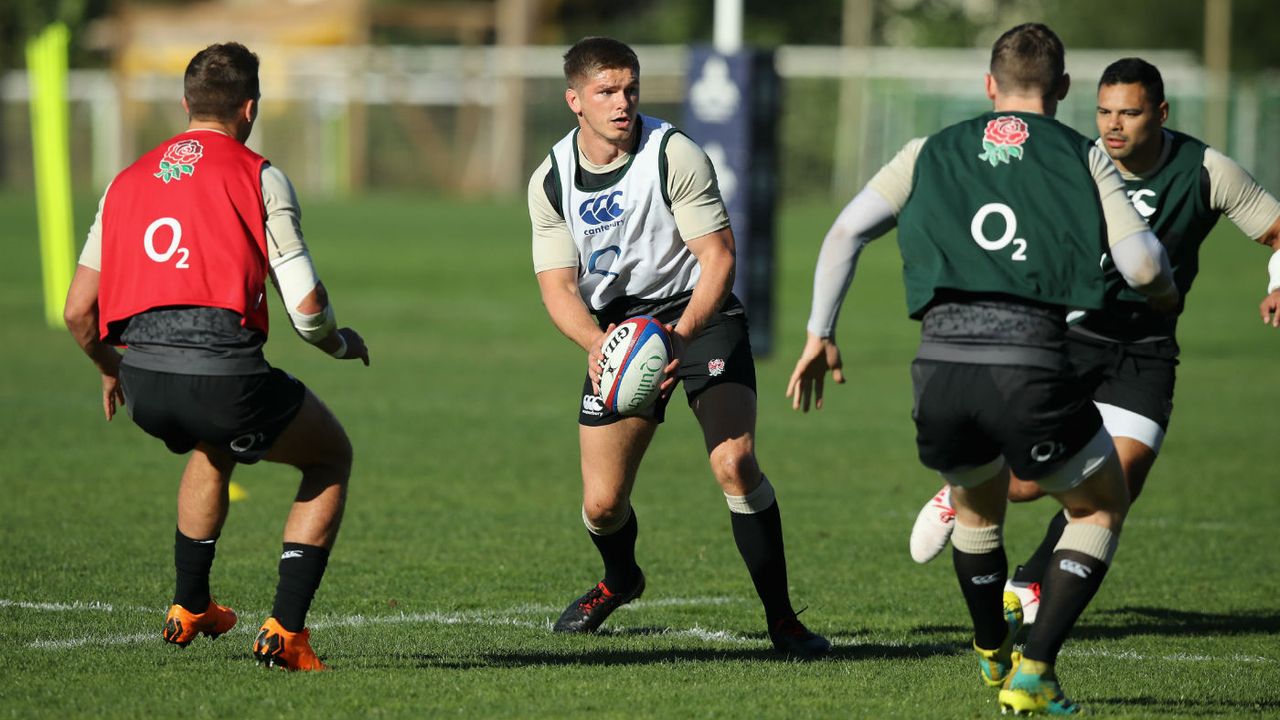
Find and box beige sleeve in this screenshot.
[866,137,927,213]
[77,184,111,271]
[1089,145,1151,247]
[261,164,311,262]
[663,132,730,241]
[529,155,579,273]
[1204,148,1280,240]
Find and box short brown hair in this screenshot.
[183,42,260,121]
[563,37,639,89]
[989,23,1065,97]
[1099,57,1165,106]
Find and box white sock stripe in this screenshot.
[1055,522,1119,565]
[583,504,632,536]
[724,476,776,514]
[952,522,1003,554]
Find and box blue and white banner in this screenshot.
[682,47,779,355]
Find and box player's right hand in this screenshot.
[588,324,614,395]
[1146,285,1180,315]
[335,327,370,366]
[101,373,125,421]
[786,332,845,413]
[1260,290,1280,327]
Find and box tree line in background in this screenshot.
[3,0,1280,74]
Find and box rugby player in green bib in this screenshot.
[907,57,1280,630]
[786,25,1179,714]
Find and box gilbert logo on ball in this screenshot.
[598,315,672,415]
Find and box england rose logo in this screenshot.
[707,358,725,377]
[978,116,1029,167]
[154,139,204,183]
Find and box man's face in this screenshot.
[1096,82,1167,163]
[567,67,640,145]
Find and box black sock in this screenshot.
[589,510,641,593]
[730,501,794,626]
[271,543,330,632]
[1022,549,1109,664]
[1014,511,1069,584]
[173,529,217,612]
[952,546,1009,649]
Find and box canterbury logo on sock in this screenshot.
[281,550,304,560]
[1059,559,1091,579]
[970,573,1002,585]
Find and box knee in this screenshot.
[327,428,354,477]
[709,443,760,492]
[1007,478,1045,503]
[1125,468,1148,503]
[581,499,629,532]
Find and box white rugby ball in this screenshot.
[598,315,672,415]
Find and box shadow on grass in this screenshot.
[1091,696,1280,716]
[404,626,961,669]
[1072,606,1280,641]
[908,606,1280,642]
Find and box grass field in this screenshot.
[1,190,1277,719]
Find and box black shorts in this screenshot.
[119,365,307,464]
[579,304,756,426]
[1067,332,1178,430]
[911,360,1103,481]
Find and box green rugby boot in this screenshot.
[998,661,1081,716]
[976,590,1024,687]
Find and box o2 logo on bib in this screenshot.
[579,191,625,228]
[144,217,190,269]
[970,203,1028,261]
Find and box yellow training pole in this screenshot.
[27,23,76,328]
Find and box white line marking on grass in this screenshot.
[1124,517,1242,532]
[16,596,746,650]
[1062,647,1272,663]
[485,596,739,616]
[0,599,120,612]
[30,632,158,650]
[311,610,546,632]
[17,596,1270,664]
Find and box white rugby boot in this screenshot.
[909,485,956,564]
[1005,577,1041,626]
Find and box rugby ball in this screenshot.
[598,315,672,415]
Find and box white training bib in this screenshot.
[551,115,699,311]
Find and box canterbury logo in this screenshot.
[970,573,1002,586]
[578,191,625,225]
[1127,188,1158,219]
[1059,559,1091,579]
[281,550,304,560]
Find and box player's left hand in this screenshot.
[1259,290,1280,327]
[786,332,845,413]
[101,373,125,421]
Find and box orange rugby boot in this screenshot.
[252,617,327,671]
[162,599,238,647]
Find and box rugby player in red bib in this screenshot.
[65,42,368,672]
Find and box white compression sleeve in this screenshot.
[270,249,336,342]
[807,188,898,336]
[1109,230,1176,299]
